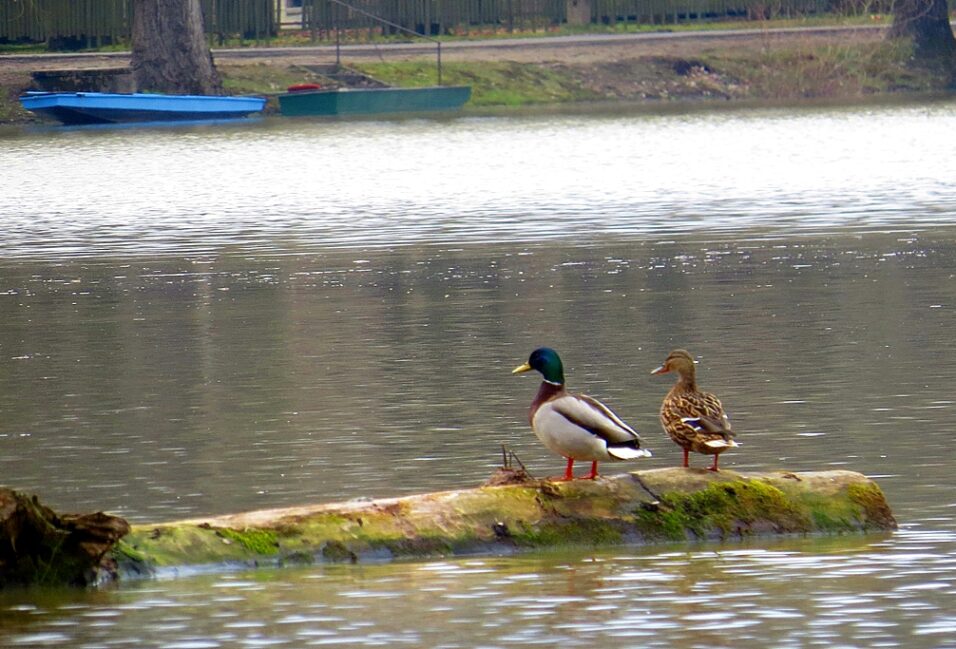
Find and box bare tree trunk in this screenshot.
[889,0,956,59]
[130,0,223,94]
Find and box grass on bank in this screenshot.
[355,61,604,106]
[217,60,602,107]
[216,37,946,110]
[2,36,951,123]
[357,39,945,104]
[214,33,946,108]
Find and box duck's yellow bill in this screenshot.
[512,362,532,375]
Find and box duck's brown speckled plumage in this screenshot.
[652,349,737,471]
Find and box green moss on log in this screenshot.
[631,471,898,542]
[0,469,896,587]
[847,481,897,530]
[634,479,812,541]
[111,469,896,580]
[218,528,279,555]
[511,518,627,547]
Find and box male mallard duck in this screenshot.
[513,347,651,480]
[651,349,737,472]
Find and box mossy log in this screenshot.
[114,468,896,579]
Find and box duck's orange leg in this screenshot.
[682,448,690,468]
[562,457,575,481]
[708,454,720,472]
[583,461,599,480]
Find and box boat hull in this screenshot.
[278,86,471,117]
[19,92,267,125]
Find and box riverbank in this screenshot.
[2,25,953,123]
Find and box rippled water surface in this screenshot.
[2,101,956,647]
[4,99,956,257]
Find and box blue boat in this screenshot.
[19,92,267,125]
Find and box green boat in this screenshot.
[278,85,471,118]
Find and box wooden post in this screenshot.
[566,0,592,25]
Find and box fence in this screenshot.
[0,0,128,46]
[0,0,883,46]
[0,0,274,45]
[302,0,853,35]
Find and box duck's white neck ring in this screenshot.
[544,380,563,387]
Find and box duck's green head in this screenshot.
[512,347,565,385]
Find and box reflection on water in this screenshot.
[2,100,956,257]
[2,101,956,647]
[1,532,955,648]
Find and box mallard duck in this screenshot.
[513,347,651,480]
[651,349,737,471]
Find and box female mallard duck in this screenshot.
[651,349,737,472]
[513,347,651,480]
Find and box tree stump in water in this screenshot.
[0,488,129,587]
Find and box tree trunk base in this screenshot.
[130,0,222,95]
[889,0,956,61]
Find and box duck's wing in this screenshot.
[548,393,640,445]
[663,390,735,442]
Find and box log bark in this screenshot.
[0,489,129,587]
[130,0,222,94]
[114,468,896,580]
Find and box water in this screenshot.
[3,101,955,258]
[2,101,956,647]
